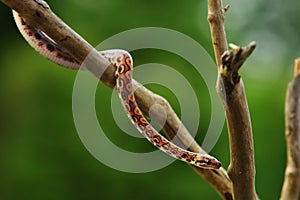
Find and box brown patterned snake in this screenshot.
[12,10,221,169]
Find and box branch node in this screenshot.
[221,41,256,85]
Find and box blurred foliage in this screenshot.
[0,0,299,199]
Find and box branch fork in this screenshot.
[221,42,256,85]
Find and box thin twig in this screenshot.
[280,59,300,200]
[1,0,232,197]
[207,0,258,199]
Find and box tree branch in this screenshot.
[207,0,258,199]
[218,43,258,200]
[1,0,232,198]
[280,58,300,200]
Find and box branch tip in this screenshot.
[224,4,230,13]
[294,58,300,78]
[228,43,240,51]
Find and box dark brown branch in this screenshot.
[280,59,300,200]
[207,0,258,199]
[1,0,232,197]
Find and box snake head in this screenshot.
[195,154,222,169]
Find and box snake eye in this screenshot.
[195,155,221,169]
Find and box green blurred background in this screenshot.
[0,0,299,199]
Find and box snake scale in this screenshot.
[12,10,221,169]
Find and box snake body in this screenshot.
[12,10,221,169]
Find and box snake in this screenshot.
[12,10,221,169]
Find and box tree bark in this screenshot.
[280,58,300,200]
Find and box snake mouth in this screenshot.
[212,161,222,169]
[197,160,222,169]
